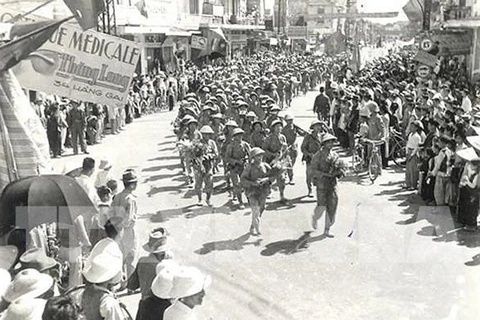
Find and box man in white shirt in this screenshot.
[461,88,472,113]
[76,157,100,207]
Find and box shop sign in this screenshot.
[13,23,140,108]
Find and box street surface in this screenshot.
[52,91,480,320]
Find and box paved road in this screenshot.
[53,90,480,320]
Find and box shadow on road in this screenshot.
[143,172,182,183]
[147,184,189,197]
[148,204,197,222]
[195,233,262,255]
[157,139,175,146]
[158,147,176,152]
[142,163,182,172]
[148,155,181,162]
[260,231,321,256]
[465,253,480,266]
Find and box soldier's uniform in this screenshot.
[225,133,251,206]
[193,133,218,206]
[310,135,343,235]
[281,122,298,184]
[241,149,272,235]
[263,128,288,201]
[300,131,323,195]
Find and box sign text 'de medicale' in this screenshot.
[14,23,140,107]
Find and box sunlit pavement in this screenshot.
[52,90,480,320]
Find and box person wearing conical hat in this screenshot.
[193,126,219,207]
[225,128,251,209]
[241,148,272,236]
[110,170,139,281]
[310,133,345,238]
[128,227,173,320]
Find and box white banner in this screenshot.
[191,35,207,50]
[13,23,141,107]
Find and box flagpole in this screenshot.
[5,0,57,23]
[0,78,19,182]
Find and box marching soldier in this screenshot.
[225,128,251,209]
[221,120,239,190]
[265,105,281,128]
[263,120,289,204]
[310,134,345,237]
[193,126,219,207]
[281,114,299,185]
[301,119,326,197]
[241,147,272,236]
[250,120,266,148]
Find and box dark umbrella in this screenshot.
[0,175,97,237]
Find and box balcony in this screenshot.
[444,5,472,21]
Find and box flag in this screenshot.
[63,0,105,30]
[350,42,361,73]
[325,31,346,56]
[0,69,52,192]
[0,18,68,72]
[402,0,423,23]
[207,28,227,59]
[135,0,148,18]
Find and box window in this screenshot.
[317,7,325,24]
[190,0,199,14]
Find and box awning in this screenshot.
[119,25,194,36]
[443,19,480,28]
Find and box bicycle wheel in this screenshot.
[368,151,382,182]
[390,142,406,168]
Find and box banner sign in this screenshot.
[430,30,472,56]
[471,28,480,82]
[413,50,437,68]
[191,35,207,50]
[13,23,140,107]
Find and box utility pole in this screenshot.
[277,0,281,33]
[423,0,432,31]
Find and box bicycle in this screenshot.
[388,129,407,167]
[351,138,367,174]
[365,139,384,182]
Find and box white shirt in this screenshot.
[164,300,197,320]
[406,132,423,152]
[462,96,472,113]
[76,174,100,206]
[95,169,112,188]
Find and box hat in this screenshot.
[271,119,283,128]
[1,297,47,320]
[3,269,54,303]
[211,113,223,119]
[359,108,371,118]
[225,120,238,127]
[246,111,257,118]
[389,89,400,96]
[467,136,480,151]
[456,147,480,162]
[366,101,380,113]
[232,128,245,136]
[0,269,11,298]
[200,125,214,134]
[14,248,57,273]
[252,120,264,128]
[83,253,122,284]
[0,246,18,270]
[321,133,337,144]
[284,114,294,121]
[122,169,138,183]
[270,105,281,112]
[310,119,324,128]
[143,227,169,253]
[412,120,424,131]
[250,147,265,158]
[99,159,113,170]
[152,266,211,299]
[187,118,198,125]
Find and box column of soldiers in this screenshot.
[173,80,340,235]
